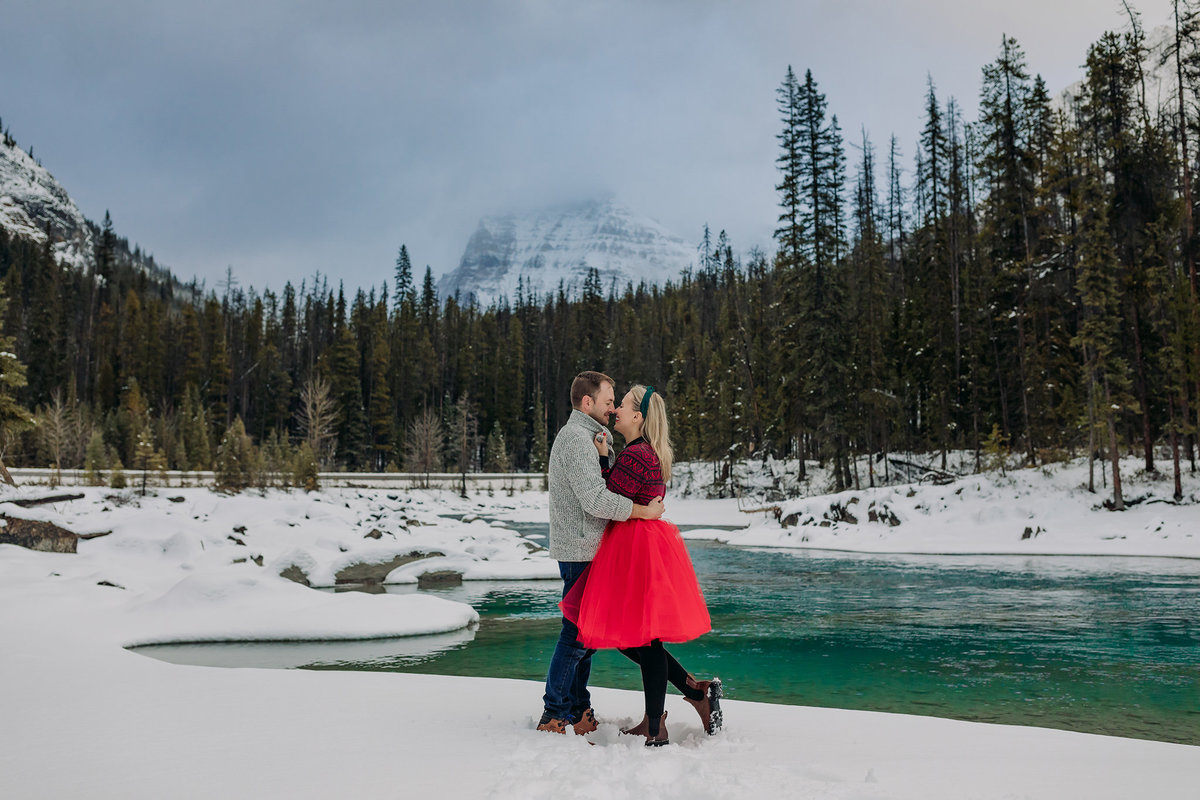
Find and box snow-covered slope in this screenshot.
[439,197,695,304]
[0,133,93,269]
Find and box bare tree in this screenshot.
[404,408,444,486]
[446,394,479,498]
[36,391,71,482]
[296,375,339,467]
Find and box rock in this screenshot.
[521,541,545,553]
[827,502,858,525]
[418,570,463,588]
[364,528,384,540]
[334,551,445,585]
[252,555,263,567]
[0,515,80,553]
[77,530,112,540]
[232,525,247,534]
[868,504,902,527]
[96,580,126,589]
[279,565,311,586]
[780,512,801,528]
[168,496,185,503]
[227,535,246,546]
[461,514,481,523]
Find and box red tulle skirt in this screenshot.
[560,518,711,649]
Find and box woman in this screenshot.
[560,384,722,746]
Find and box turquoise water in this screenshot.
[136,531,1200,746]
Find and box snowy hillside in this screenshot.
[438,197,696,303]
[0,132,93,268]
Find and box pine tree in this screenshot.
[0,279,31,484]
[484,422,511,472]
[395,245,414,299]
[366,302,393,470]
[215,416,255,491]
[1072,164,1133,510]
[775,66,804,268]
[180,383,212,470]
[325,287,365,467]
[83,429,107,485]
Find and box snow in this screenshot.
[683,456,1200,559]
[0,136,93,270]
[2,465,1198,798]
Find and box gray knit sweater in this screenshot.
[547,409,634,562]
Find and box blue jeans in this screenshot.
[542,561,595,721]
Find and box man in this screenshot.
[537,371,664,735]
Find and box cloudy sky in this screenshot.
[0,0,1176,293]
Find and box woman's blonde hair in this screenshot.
[630,384,673,481]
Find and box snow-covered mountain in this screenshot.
[438,198,696,304]
[0,133,93,269]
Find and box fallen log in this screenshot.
[2,493,85,508]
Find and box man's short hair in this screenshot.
[571,371,615,408]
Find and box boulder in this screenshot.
[417,570,463,588]
[0,515,82,553]
[334,551,445,585]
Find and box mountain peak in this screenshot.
[0,133,93,269]
[438,198,695,304]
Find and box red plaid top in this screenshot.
[600,438,665,504]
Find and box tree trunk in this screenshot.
[1015,309,1036,466]
[1130,304,1154,471]
[0,458,15,487]
[1104,377,1124,510]
[1170,394,1183,501]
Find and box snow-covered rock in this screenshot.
[0,133,93,269]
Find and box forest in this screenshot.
[2,7,1199,509]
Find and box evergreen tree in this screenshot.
[484,422,511,472]
[0,278,32,484]
[215,416,256,491]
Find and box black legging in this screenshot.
[621,641,704,736]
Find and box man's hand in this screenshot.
[632,495,665,520]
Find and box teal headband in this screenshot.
[639,386,655,416]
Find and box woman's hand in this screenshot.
[593,430,609,457]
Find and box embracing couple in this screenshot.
[536,371,722,746]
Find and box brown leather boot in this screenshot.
[644,711,669,747]
[684,677,723,734]
[619,714,649,737]
[572,707,598,735]
[536,714,568,734]
[620,711,668,744]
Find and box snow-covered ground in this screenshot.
[2,458,1198,798]
[680,455,1200,559]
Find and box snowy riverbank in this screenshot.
[682,455,1200,559]
[2,461,1199,798]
